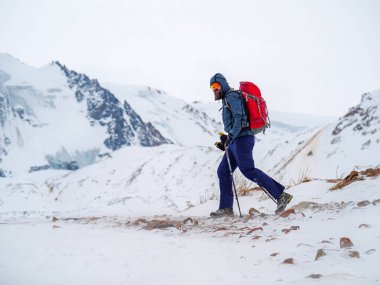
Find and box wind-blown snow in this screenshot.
[0,145,222,217]
[1,175,379,285]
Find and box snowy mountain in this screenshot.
[270,91,380,182]
[103,83,223,147]
[0,53,170,176]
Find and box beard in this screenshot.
[214,90,223,101]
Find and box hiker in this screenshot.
[209,73,292,217]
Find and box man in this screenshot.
[210,73,293,217]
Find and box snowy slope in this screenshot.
[0,144,223,217]
[0,53,169,176]
[271,91,380,182]
[1,171,380,285]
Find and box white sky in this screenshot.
[1,0,380,116]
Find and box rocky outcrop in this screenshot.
[332,92,380,147]
[53,61,171,150]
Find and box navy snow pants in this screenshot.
[217,135,285,209]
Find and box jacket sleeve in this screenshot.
[225,92,245,140]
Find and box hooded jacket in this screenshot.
[210,73,253,140]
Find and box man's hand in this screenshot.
[214,132,231,151]
[219,132,231,146]
[214,141,225,151]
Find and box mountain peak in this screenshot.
[333,90,380,136]
[0,54,172,176]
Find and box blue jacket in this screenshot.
[210,73,253,140]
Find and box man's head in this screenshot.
[210,73,230,101]
[210,82,223,101]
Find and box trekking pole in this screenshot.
[225,145,242,218]
[258,185,277,204]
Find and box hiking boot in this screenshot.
[210,208,234,217]
[275,192,293,215]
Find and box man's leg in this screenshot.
[232,136,285,200]
[217,147,237,209]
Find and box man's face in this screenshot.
[210,82,223,101]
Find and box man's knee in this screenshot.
[239,165,259,182]
[217,164,230,179]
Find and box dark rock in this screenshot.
[53,61,171,150]
[67,161,79,171]
[361,139,371,149]
[98,152,111,158]
[29,165,52,173]
[357,200,371,207]
[348,251,360,258]
[75,89,84,102]
[315,249,326,261]
[297,243,312,247]
[247,227,263,234]
[282,225,300,234]
[307,274,323,279]
[248,208,260,215]
[332,93,380,137]
[281,258,294,264]
[280,209,295,218]
[365,249,376,255]
[4,137,11,145]
[340,237,354,248]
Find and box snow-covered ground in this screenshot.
[1,175,380,285]
[1,53,380,285]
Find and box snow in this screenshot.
[1,177,380,285]
[270,91,380,182]
[1,53,380,285]
[0,144,222,217]
[0,54,109,175]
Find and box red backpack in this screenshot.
[239,81,270,134]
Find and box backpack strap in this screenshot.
[225,89,240,97]
[225,90,250,129]
[222,89,238,111]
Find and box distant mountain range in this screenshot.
[0,53,379,217]
[0,53,170,175]
[1,53,379,185]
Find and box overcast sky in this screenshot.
[1,0,380,116]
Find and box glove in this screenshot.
[218,132,231,146]
[214,132,231,151]
[214,141,225,151]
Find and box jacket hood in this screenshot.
[210,73,231,96]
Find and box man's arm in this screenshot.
[226,92,245,140]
